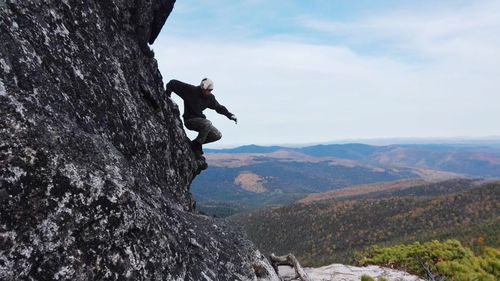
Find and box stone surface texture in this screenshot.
[279,264,424,281]
[0,1,278,280]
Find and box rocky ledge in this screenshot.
[0,1,278,280]
[279,264,423,281]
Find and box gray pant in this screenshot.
[184,118,222,144]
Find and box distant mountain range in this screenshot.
[205,143,500,177]
[229,180,500,267]
[192,143,500,216]
[191,150,459,217]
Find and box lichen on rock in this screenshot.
[0,1,278,280]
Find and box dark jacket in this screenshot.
[166,79,233,120]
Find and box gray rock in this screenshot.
[0,1,278,280]
[279,264,423,281]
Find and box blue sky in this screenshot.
[153,0,500,147]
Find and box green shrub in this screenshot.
[360,275,375,281]
[357,240,500,280]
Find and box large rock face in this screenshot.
[0,1,278,280]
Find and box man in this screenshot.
[166,78,237,158]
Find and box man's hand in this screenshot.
[165,84,172,97]
[230,115,238,124]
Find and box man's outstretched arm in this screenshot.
[209,96,237,124]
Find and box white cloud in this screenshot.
[153,1,500,147]
[299,1,500,62]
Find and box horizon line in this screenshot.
[204,135,500,149]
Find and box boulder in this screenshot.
[0,1,278,280]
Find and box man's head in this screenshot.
[200,78,214,96]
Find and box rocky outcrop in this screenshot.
[0,1,278,280]
[279,264,423,281]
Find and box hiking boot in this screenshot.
[190,140,203,158]
[198,156,208,170]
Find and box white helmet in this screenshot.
[200,78,214,90]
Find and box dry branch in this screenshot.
[269,253,312,281]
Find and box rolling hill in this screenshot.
[191,150,459,216]
[229,180,500,267]
[193,143,500,216]
[205,143,500,178]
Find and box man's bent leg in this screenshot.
[184,118,213,144]
[204,127,222,144]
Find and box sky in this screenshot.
[152,0,500,147]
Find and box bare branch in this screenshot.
[269,253,312,281]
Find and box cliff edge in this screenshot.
[0,1,278,280]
